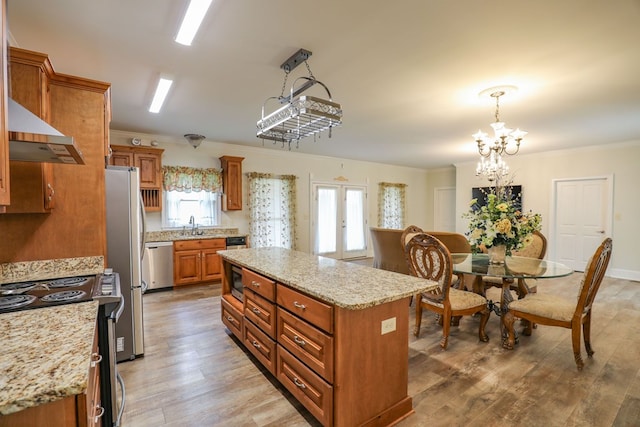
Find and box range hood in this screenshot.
[7,98,85,164]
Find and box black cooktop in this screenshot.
[0,275,98,314]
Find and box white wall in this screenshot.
[110,130,430,256]
[454,141,640,280]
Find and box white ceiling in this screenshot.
[7,0,640,169]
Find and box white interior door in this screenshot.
[312,183,367,259]
[433,187,456,232]
[551,176,613,271]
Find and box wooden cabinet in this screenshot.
[0,325,104,427]
[109,145,164,211]
[0,0,9,211]
[219,156,243,210]
[4,47,56,214]
[173,238,225,286]
[0,47,110,263]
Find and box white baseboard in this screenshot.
[608,268,640,282]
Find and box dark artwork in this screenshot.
[471,185,522,210]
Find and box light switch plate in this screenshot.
[381,317,396,335]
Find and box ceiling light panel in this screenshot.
[175,0,213,46]
[149,77,174,113]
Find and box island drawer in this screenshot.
[221,296,244,340]
[277,307,334,383]
[244,318,276,375]
[277,345,333,426]
[277,285,334,334]
[243,268,276,301]
[174,238,226,251]
[244,289,277,339]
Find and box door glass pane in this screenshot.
[317,187,337,253]
[345,188,365,251]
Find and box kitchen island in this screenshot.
[219,247,438,427]
[0,301,99,424]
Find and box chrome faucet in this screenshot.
[189,215,196,235]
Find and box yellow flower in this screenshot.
[470,228,483,240]
[496,203,509,212]
[495,218,512,234]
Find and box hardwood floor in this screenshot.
[118,271,640,427]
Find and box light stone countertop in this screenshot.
[0,256,104,285]
[146,228,245,242]
[0,301,99,415]
[218,247,438,310]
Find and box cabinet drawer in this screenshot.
[174,238,226,251]
[243,268,275,301]
[221,296,243,340]
[277,285,334,334]
[277,345,333,426]
[244,318,276,375]
[244,289,276,339]
[277,307,334,382]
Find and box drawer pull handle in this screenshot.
[226,316,235,322]
[90,353,102,367]
[251,307,261,314]
[252,340,261,349]
[293,377,307,389]
[251,281,260,287]
[293,335,306,346]
[293,301,306,310]
[94,405,105,423]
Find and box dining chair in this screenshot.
[403,232,490,349]
[504,237,613,370]
[482,230,548,299]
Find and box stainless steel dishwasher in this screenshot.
[142,241,174,291]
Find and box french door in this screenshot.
[311,183,367,259]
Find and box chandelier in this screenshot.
[473,86,526,181]
[257,49,342,150]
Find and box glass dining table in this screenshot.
[451,253,574,349]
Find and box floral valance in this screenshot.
[162,165,222,193]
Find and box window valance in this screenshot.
[162,165,222,193]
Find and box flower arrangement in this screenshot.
[463,186,541,255]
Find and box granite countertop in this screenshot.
[218,247,438,310]
[0,301,99,415]
[0,256,104,285]
[146,228,245,242]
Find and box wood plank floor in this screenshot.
[118,269,640,427]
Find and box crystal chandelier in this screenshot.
[257,49,342,150]
[473,86,526,181]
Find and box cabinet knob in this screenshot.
[94,405,105,423]
[251,307,261,315]
[251,280,260,287]
[293,335,306,347]
[293,301,306,310]
[252,340,261,349]
[47,183,55,201]
[293,377,307,389]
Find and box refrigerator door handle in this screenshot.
[139,192,147,262]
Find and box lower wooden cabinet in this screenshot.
[173,238,226,286]
[221,296,243,339]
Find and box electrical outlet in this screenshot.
[381,317,396,335]
[117,337,124,352]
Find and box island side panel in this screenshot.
[333,297,413,427]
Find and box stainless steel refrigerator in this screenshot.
[106,166,146,362]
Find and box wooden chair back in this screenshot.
[576,237,613,317]
[513,230,547,259]
[404,233,453,298]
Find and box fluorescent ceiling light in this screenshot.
[149,77,173,113]
[175,0,213,46]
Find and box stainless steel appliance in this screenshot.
[142,241,174,290]
[0,272,125,427]
[106,166,146,362]
[225,235,247,249]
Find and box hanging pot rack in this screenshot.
[256,49,343,149]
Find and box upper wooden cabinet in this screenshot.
[0,1,9,211]
[220,156,244,210]
[4,48,56,214]
[109,145,164,211]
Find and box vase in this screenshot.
[488,244,507,264]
